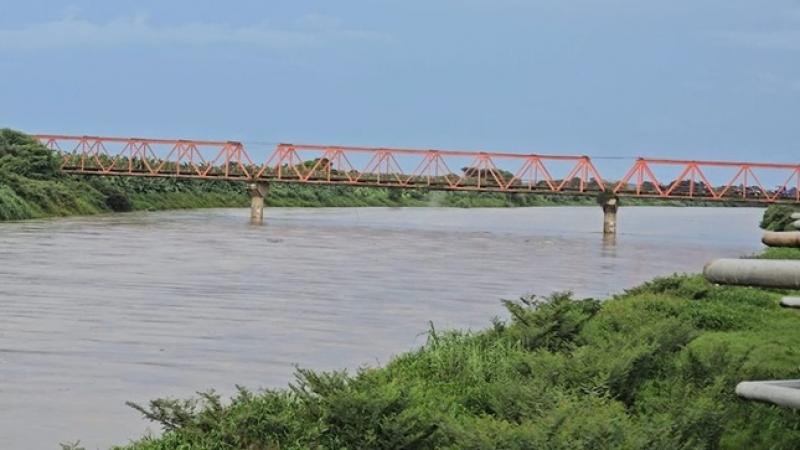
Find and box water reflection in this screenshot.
[602,233,618,251]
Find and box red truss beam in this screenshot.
[613,158,800,202]
[33,135,800,203]
[34,135,606,195]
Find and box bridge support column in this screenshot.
[248,182,269,225]
[601,196,618,236]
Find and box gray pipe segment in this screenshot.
[704,259,800,289]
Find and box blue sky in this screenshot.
[1,0,799,164]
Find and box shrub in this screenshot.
[103,191,132,212]
[760,204,799,231]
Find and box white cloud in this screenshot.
[0,14,378,51]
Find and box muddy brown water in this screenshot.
[0,206,765,449]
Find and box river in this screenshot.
[0,206,765,449]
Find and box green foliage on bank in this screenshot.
[0,130,105,220]
[760,204,800,231]
[114,275,800,450]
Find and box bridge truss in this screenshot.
[35,134,800,204]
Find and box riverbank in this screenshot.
[107,257,800,449]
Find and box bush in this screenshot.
[105,192,133,212]
[0,129,60,179]
[760,204,799,231]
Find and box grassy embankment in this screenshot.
[106,224,800,449]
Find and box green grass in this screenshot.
[108,275,800,450]
[757,247,800,260]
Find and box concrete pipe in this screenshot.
[736,380,800,409]
[791,212,800,220]
[762,231,800,248]
[780,297,800,308]
[703,259,800,289]
[793,219,800,230]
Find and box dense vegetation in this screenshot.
[760,204,800,231]
[103,271,800,450]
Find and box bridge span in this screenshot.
[35,134,800,233]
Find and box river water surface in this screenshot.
[0,206,765,449]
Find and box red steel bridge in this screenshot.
[35,134,800,204]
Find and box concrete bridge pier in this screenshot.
[248,182,269,225]
[601,196,618,236]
